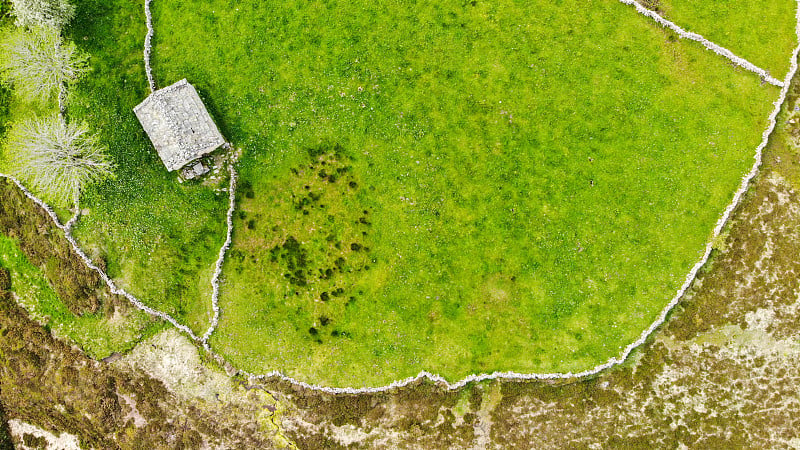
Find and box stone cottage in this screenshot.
[133,79,225,177]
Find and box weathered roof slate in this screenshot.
[133,79,225,172]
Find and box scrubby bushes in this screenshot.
[0,179,102,314]
[0,289,287,448]
[0,268,9,291]
[0,410,11,450]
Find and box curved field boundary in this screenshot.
[0,164,236,340]
[620,0,785,86]
[236,0,800,392]
[186,0,789,346]
[240,0,800,394]
[0,0,793,392]
[245,54,800,392]
[0,164,238,342]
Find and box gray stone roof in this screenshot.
[134,79,225,172]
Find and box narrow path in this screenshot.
[618,0,785,86]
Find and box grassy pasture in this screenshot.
[3,0,788,386]
[143,0,788,385]
[654,0,797,78]
[61,0,228,334]
[2,0,227,335]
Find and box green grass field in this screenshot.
[141,0,788,386]
[1,0,793,386]
[1,1,228,335]
[655,0,797,78]
[61,0,229,335]
[0,233,163,357]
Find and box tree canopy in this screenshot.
[7,115,113,205]
[0,26,88,103]
[10,0,75,31]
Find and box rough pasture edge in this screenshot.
[620,0,785,86]
[201,164,237,342]
[0,173,200,341]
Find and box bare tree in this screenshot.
[10,0,75,31]
[7,115,113,205]
[0,26,88,103]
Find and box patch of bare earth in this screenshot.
[8,420,82,450]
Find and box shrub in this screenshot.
[0,267,10,291]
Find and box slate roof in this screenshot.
[133,79,225,172]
